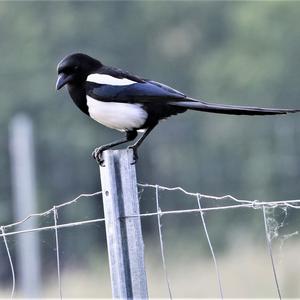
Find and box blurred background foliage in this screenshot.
[0,1,300,297]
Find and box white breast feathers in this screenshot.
[86,96,148,131]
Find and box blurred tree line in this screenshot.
[0,1,300,279]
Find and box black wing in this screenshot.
[86,71,300,116]
[85,79,187,103]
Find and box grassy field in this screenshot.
[1,237,299,299]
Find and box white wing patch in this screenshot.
[86,96,148,131]
[87,74,136,86]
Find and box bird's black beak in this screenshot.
[56,73,71,90]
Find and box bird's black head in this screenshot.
[56,53,102,90]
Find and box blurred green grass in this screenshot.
[2,238,299,298]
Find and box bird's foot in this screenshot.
[127,145,139,165]
[92,146,106,166]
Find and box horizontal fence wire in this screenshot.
[1,183,300,298]
[0,191,103,299]
[0,191,103,237]
[135,183,300,299]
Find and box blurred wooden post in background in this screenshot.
[99,149,148,299]
[9,114,41,298]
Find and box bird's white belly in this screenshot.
[86,96,148,131]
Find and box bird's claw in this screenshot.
[93,145,138,166]
[127,146,138,165]
[92,147,105,166]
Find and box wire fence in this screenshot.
[1,183,300,299]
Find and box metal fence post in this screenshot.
[99,149,148,299]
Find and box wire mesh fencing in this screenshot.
[1,183,300,299]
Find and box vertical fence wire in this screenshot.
[2,183,300,299]
[1,226,15,299]
[155,186,172,299]
[262,205,282,300]
[196,194,224,299]
[53,207,62,300]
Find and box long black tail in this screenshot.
[168,98,300,115]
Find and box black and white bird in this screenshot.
[56,53,299,164]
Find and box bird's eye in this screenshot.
[74,65,79,71]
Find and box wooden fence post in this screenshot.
[99,149,148,299]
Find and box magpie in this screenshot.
[56,53,299,165]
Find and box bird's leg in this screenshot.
[93,130,137,166]
[128,124,157,164]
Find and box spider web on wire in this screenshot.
[137,183,300,299]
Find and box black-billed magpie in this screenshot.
[56,53,299,164]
